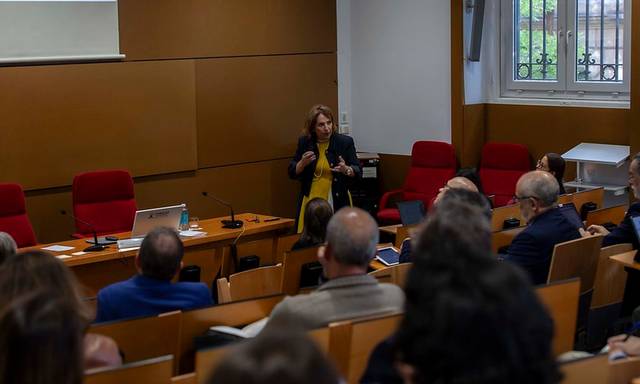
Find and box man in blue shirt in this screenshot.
[503,171,581,285]
[95,227,213,323]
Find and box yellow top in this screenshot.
[297,142,332,233]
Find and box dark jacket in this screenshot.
[602,202,640,249]
[288,134,360,216]
[95,274,213,323]
[504,207,581,285]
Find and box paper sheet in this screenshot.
[41,245,74,252]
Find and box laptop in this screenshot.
[631,216,640,246]
[130,204,185,238]
[558,202,585,230]
[397,200,426,226]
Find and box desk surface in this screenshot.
[22,213,294,267]
[379,224,402,235]
[610,250,640,270]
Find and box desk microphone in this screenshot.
[60,210,107,252]
[201,192,243,229]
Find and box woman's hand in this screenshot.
[331,156,354,177]
[295,151,316,175]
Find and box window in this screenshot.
[501,0,630,100]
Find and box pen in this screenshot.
[264,217,280,222]
[623,321,640,341]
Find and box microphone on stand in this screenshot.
[60,210,107,252]
[201,191,243,229]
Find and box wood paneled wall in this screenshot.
[4,0,337,243]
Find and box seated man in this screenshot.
[433,176,479,205]
[0,232,16,265]
[503,171,581,285]
[265,207,404,331]
[95,227,213,323]
[586,153,640,248]
[399,177,486,263]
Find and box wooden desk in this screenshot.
[22,213,294,296]
[609,250,640,316]
[610,250,640,270]
[379,224,402,235]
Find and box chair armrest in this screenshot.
[379,189,403,209]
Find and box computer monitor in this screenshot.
[130,204,185,238]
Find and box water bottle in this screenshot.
[179,205,189,231]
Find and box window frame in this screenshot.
[500,0,631,100]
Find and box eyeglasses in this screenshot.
[536,159,548,170]
[513,195,539,203]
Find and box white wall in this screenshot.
[337,0,451,155]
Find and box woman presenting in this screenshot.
[289,105,360,232]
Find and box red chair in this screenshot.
[72,170,137,238]
[377,141,457,224]
[0,183,37,248]
[479,142,531,207]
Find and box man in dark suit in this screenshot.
[503,171,581,285]
[586,153,640,249]
[95,227,213,323]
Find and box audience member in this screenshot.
[399,187,490,263]
[291,197,333,251]
[455,167,494,207]
[208,329,339,384]
[0,250,92,322]
[265,207,404,331]
[503,170,581,284]
[432,176,478,206]
[586,153,640,248]
[95,227,213,323]
[396,255,559,384]
[0,250,122,369]
[363,198,559,383]
[0,232,17,265]
[0,290,85,384]
[537,153,567,195]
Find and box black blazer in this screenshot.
[504,207,581,285]
[288,133,361,214]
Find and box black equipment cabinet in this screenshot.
[350,152,380,217]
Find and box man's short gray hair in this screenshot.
[0,232,17,263]
[518,171,559,207]
[325,207,379,267]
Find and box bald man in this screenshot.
[265,207,404,331]
[503,171,581,285]
[433,176,479,206]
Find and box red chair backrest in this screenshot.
[479,142,530,207]
[0,183,37,247]
[402,141,456,208]
[72,170,137,236]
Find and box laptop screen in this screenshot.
[631,216,640,246]
[130,204,185,238]
[397,200,426,226]
[558,203,584,230]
